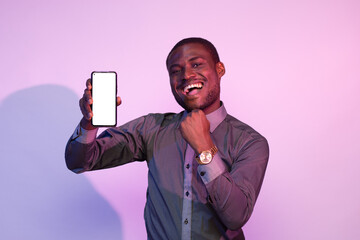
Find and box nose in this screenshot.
[183,67,196,81]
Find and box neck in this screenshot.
[202,100,221,115]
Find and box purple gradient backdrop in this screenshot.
[1,0,359,239]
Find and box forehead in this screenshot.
[167,43,213,67]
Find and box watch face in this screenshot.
[199,151,212,164]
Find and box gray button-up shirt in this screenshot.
[65,104,269,239]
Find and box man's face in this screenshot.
[167,43,225,114]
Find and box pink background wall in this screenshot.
[1,0,359,239]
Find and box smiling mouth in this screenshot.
[183,83,204,95]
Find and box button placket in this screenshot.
[181,144,194,240]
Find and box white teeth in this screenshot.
[184,83,203,93]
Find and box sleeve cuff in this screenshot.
[197,154,226,185]
[70,123,98,144]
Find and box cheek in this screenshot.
[170,78,180,89]
[170,84,176,92]
[169,78,176,88]
[170,82,179,96]
[201,69,214,77]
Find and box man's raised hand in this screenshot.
[179,109,214,155]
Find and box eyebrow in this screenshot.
[188,56,204,62]
[169,63,181,70]
[168,56,205,69]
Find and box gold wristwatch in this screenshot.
[195,146,218,165]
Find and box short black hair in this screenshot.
[166,37,220,67]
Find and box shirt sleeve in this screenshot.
[70,123,98,144]
[198,135,269,230]
[65,115,151,174]
[197,155,226,184]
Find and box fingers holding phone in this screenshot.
[79,79,93,120]
[116,96,122,106]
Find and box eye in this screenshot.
[193,63,201,68]
[171,69,181,75]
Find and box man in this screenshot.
[65,37,269,240]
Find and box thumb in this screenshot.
[116,96,122,106]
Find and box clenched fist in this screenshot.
[179,109,215,155]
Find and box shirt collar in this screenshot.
[206,102,227,133]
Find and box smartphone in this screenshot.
[91,71,117,127]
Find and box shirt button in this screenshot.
[186,191,189,197]
[200,171,206,176]
[184,219,188,224]
[186,164,190,169]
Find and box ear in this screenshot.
[216,62,225,78]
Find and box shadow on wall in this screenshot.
[0,85,123,240]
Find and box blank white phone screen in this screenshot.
[91,72,117,126]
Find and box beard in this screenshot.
[174,81,220,112]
